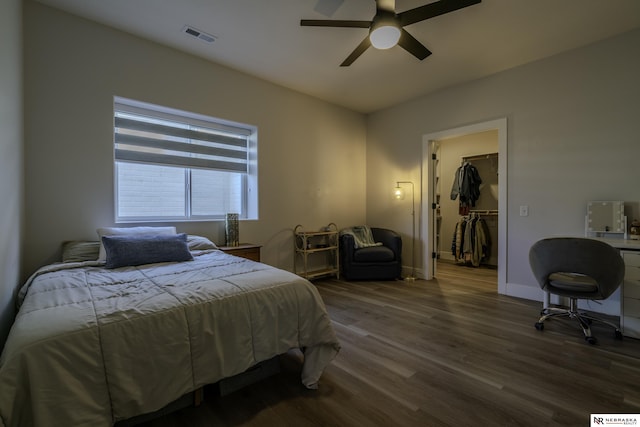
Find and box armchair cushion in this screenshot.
[353,246,395,263]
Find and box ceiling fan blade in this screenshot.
[340,36,372,67]
[313,0,345,17]
[398,0,481,27]
[398,29,432,60]
[300,19,371,28]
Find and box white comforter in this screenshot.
[0,250,339,427]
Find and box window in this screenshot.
[114,97,257,222]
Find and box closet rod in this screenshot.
[462,152,498,162]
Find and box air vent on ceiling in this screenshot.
[182,25,216,43]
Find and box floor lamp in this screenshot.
[394,181,416,281]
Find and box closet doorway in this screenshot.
[437,133,498,268]
[421,118,507,295]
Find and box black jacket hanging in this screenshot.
[450,162,482,215]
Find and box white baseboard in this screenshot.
[439,252,456,262]
[401,265,424,279]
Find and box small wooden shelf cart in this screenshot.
[294,223,339,280]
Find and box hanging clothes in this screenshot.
[451,214,490,267]
[450,162,482,215]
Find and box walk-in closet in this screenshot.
[434,130,499,269]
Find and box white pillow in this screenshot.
[96,226,177,262]
[186,235,218,251]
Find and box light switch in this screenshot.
[520,205,529,217]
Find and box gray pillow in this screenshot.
[62,241,101,263]
[96,226,177,262]
[102,233,193,269]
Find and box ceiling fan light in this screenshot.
[370,25,401,49]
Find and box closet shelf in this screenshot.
[469,209,499,216]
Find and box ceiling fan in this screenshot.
[301,0,481,66]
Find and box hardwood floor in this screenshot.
[141,262,640,426]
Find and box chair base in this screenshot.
[534,298,623,344]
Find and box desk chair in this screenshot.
[529,237,625,344]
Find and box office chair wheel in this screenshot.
[615,330,623,340]
[585,336,597,345]
[534,322,544,331]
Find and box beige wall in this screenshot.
[367,28,640,306]
[0,0,23,349]
[23,2,367,277]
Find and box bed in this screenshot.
[0,231,340,427]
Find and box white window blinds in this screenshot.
[114,111,250,174]
[113,97,258,222]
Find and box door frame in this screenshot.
[421,118,508,295]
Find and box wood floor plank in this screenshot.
[139,261,640,426]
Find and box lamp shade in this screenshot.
[393,185,405,200]
[370,25,401,49]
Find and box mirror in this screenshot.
[587,201,625,233]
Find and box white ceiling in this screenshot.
[34,0,640,113]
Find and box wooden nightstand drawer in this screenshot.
[218,243,261,262]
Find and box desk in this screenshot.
[591,237,640,252]
[574,238,640,338]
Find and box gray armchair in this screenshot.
[340,227,402,281]
[529,237,624,344]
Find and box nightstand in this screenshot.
[218,243,261,262]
